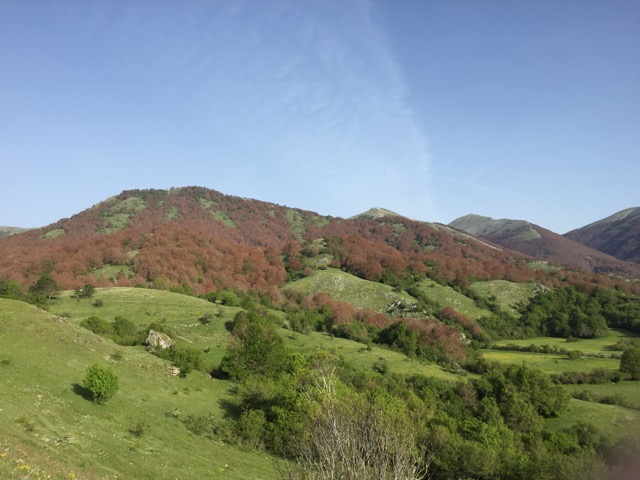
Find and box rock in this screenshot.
[146,330,173,352]
[167,366,181,376]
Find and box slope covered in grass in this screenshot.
[469,279,537,316]
[283,268,415,312]
[0,297,275,479]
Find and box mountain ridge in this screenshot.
[565,207,640,263]
[449,213,640,278]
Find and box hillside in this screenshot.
[565,207,640,264]
[0,187,569,296]
[449,214,640,279]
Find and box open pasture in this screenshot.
[482,349,620,375]
[545,399,640,440]
[492,329,637,355]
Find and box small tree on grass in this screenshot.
[83,364,119,404]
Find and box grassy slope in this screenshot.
[282,268,415,312]
[0,297,274,480]
[283,269,497,321]
[2,287,463,478]
[469,280,536,317]
[415,279,491,319]
[546,399,640,440]
[482,350,620,374]
[492,329,638,355]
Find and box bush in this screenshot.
[83,364,120,404]
[81,316,112,335]
[620,348,640,380]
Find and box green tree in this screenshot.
[219,310,288,381]
[74,283,96,298]
[82,364,119,404]
[620,348,640,380]
[0,278,23,299]
[28,273,59,300]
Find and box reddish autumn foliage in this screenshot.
[0,187,637,298]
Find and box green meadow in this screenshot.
[492,329,638,355]
[0,297,275,480]
[469,279,536,316]
[482,349,620,375]
[282,268,414,312]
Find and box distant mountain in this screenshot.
[565,207,640,264]
[449,214,640,278]
[0,226,29,237]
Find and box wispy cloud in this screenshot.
[174,0,435,218]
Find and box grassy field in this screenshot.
[414,279,491,320]
[282,268,415,312]
[0,297,275,479]
[492,329,638,355]
[482,349,620,374]
[545,399,640,440]
[469,280,536,316]
[564,382,640,410]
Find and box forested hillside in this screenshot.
[1,187,637,297]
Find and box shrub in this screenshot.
[83,364,120,404]
[567,350,582,360]
[81,316,112,335]
[620,348,640,380]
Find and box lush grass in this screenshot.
[283,268,415,312]
[50,287,241,370]
[0,298,276,479]
[492,329,638,355]
[414,279,491,319]
[545,399,640,440]
[482,349,620,374]
[469,280,536,316]
[564,382,640,410]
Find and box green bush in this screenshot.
[83,363,120,404]
[620,348,640,380]
[81,316,112,335]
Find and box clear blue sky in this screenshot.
[1,1,638,233]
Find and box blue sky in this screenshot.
[1,0,638,234]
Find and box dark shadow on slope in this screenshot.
[71,383,93,401]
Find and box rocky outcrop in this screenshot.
[145,330,173,352]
